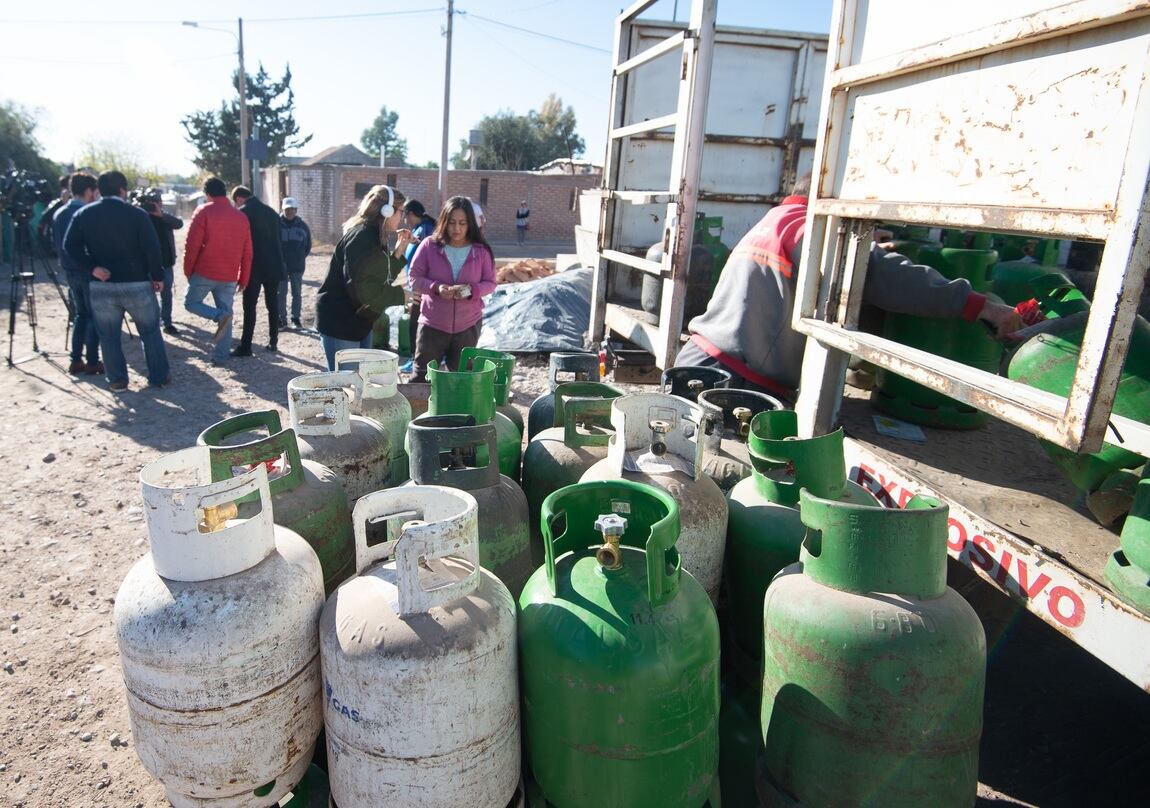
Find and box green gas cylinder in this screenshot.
[527,352,601,440]
[280,764,329,807]
[1007,304,1150,494]
[990,262,1073,307]
[426,358,522,481]
[872,247,1002,429]
[520,381,623,565]
[519,480,720,808]
[197,410,355,596]
[461,346,524,436]
[759,492,986,807]
[370,310,390,349]
[718,676,762,808]
[725,410,875,683]
[1106,471,1150,615]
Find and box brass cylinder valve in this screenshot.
[592,513,628,570]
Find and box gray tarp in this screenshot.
[477,268,592,353]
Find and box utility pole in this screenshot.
[437,0,454,211]
[238,17,250,189]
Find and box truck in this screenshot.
[588,0,1150,692]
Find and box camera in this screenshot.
[130,187,163,214]
[0,170,55,222]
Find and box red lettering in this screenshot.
[897,487,914,508]
[1014,559,1052,601]
[1047,586,1086,628]
[969,534,996,572]
[946,518,967,553]
[994,550,1013,587]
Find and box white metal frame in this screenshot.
[793,0,1150,459]
[589,0,718,369]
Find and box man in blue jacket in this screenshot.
[53,172,101,375]
[277,197,311,329]
[63,170,170,391]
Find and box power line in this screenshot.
[0,8,442,26]
[462,12,612,54]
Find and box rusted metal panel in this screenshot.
[843,438,1150,691]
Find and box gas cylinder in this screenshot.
[406,414,534,597]
[280,765,329,807]
[1008,307,1150,494]
[335,348,412,485]
[521,381,622,563]
[461,346,525,436]
[526,351,601,440]
[115,448,324,808]
[726,409,876,682]
[991,262,1073,306]
[696,387,785,494]
[759,492,986,807]
[427,358,522,481]
[660,364,732,402]
[1106,471,1150,615]
[321,487,520,808]
[519,480,720,807]
[197,410,355,596]
[288,371,391,506]
[872,247,1002,428]
[581,393,728,603]
[370,309,390,349]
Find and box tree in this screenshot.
[0,101,59,178]
[77,138,162,187]
[361,106,408,163]
[181,64,312,186]
[451,95,585,171]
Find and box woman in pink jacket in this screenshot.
[407,196,497,381]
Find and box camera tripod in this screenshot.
[6,217,74,367]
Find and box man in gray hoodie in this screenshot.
[676,177,1021,399]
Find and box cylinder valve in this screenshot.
[592,513,628,569]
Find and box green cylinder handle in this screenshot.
[540,480,681,608]
[196,410,306,497]
[427,358,497,423]
[460,347,516,405]
[562,397,616,449]
[552,381,623,428]
[747,410,847,505]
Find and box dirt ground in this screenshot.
[1,238,1148,807]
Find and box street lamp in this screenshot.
[183,19,251,188]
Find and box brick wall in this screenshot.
[260,165,600,244]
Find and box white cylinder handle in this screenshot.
[335,348,400,401]
[607,392,706,480]
[288,371,359,436]
[352,486,480,616]
[140,446,276,582]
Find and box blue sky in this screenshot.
[1,0,833,175]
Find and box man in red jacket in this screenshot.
[183,176,252,364]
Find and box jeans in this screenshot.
[516,225,527,245]
[240,279,280,349]
[159,265,174,325]
[277,272,304,324]
[65,270,99,365]
[184,274,236,361]
[320,333,372,371]
[89,281,170,386]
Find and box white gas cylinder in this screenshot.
[114,447,325,808]
[321,486,520,808]
[581,392,729,602]
[335,348,412,485]
[288,371,391,505]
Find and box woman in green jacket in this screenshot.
[315,184,413,369]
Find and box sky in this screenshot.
[1,0,833,177]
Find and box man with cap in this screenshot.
[277,197,312,329]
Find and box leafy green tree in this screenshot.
[77,138,162,187]
[181,64,311,186]
[0,101,59,178]
[451,95,585,171]
[361,106,408,163]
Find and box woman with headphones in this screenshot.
[406,195,497,382]
[314,184,412,370]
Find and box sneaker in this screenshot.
[85,362,105,376]
[291,318,302,329]
[211,314,232,347]
[266,343,278,353]
[230,345,253,358]
[109,381,128,391]
[163,323,180,336]
[68,360,86,375]
[149,377,171,388]
[399,359,414,373]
